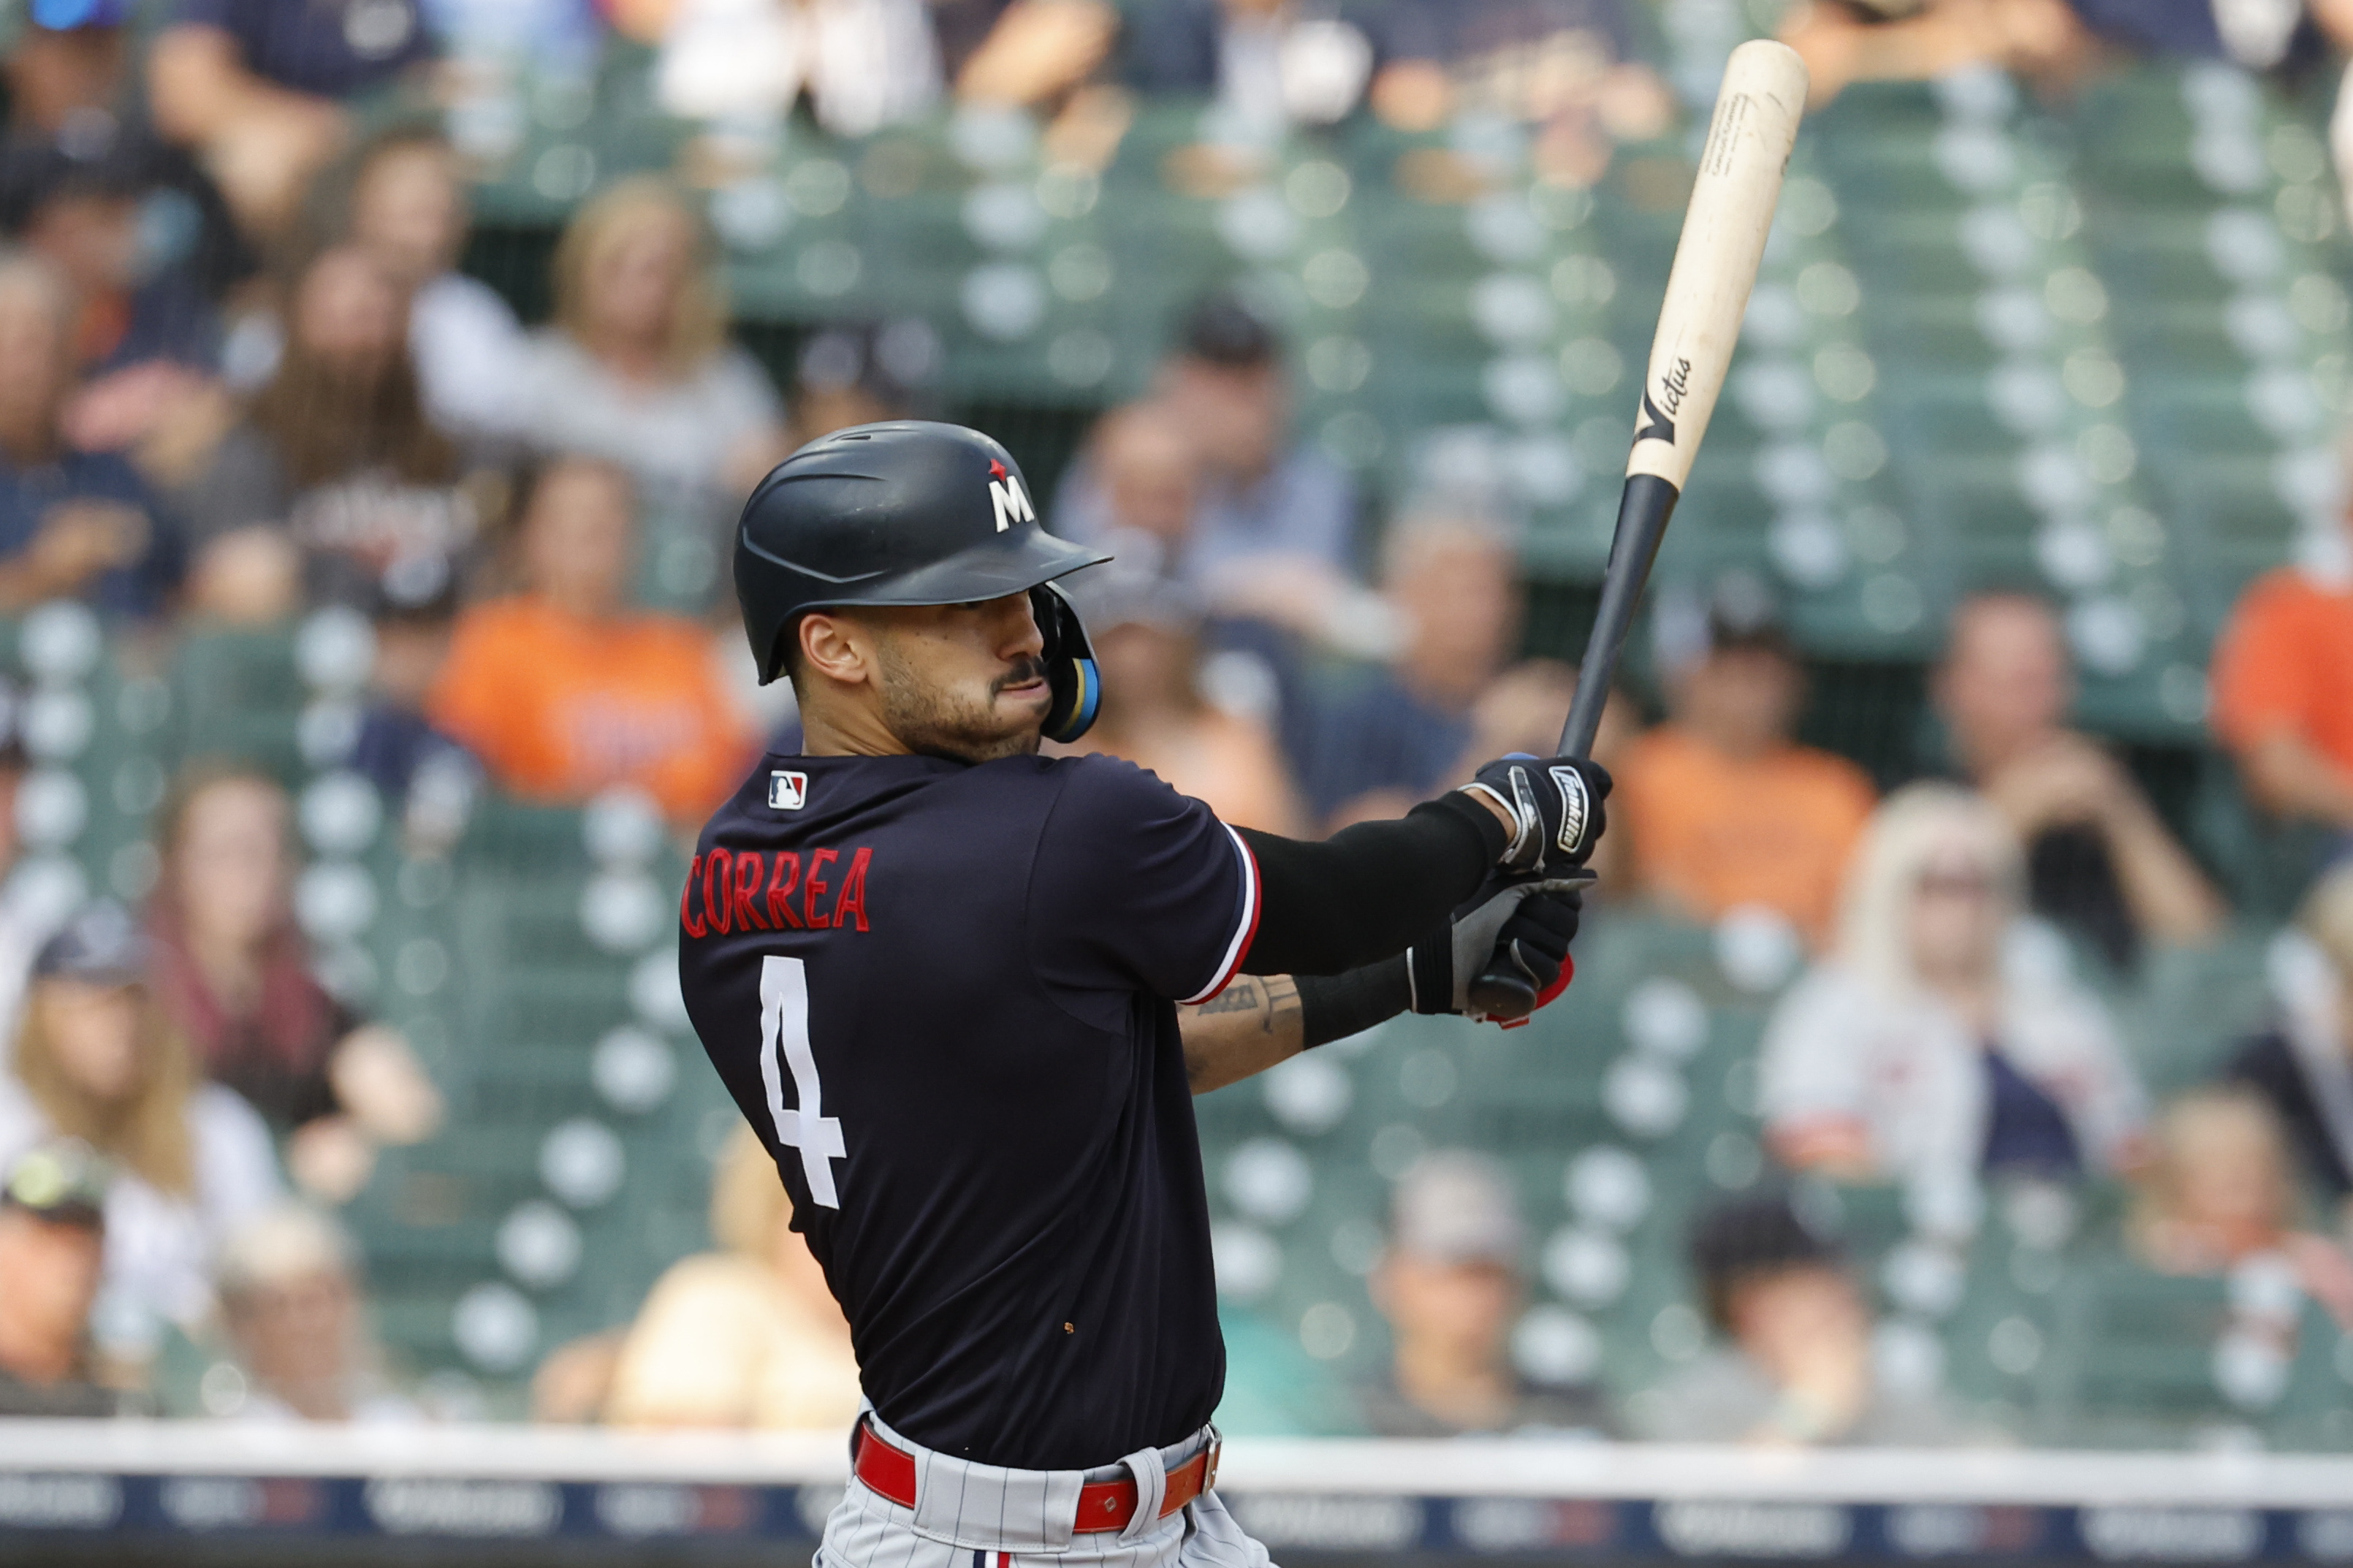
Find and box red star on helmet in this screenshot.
[988,459,1007,481]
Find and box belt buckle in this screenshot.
[1202,1439,1220,1494]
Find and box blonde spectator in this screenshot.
[1760,783,2148,1187]
[208,1203,417,1422]
[148,766,442,1203]
[426,456,756,824]
[2129,1088,2353,1329]
[0,903,280,1344]
[512,178,789,597]
[602,1124,863,1430]
[1064,572,1305,834]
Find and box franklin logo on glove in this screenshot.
[1549,766,1591,857]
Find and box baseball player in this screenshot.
[678,422,1607,1568]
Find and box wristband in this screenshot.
[1421,790,1511,864]
[1296,958,1411,1049]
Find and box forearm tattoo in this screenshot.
[1190,975,1302,1032]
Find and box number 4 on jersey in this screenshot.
[759,956,846,1206]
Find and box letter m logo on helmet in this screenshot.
[987,459,1034,532]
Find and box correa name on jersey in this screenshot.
[681,843,873,935]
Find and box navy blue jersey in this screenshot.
[678,750,1261,1470]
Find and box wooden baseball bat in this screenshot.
[1470,38,1809,1021]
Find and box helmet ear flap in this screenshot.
[1033,582,1101,744]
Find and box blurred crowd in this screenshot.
[2,0,2353,1451]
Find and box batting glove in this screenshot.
[1406,872,1589,1024]
[1460,756,1611,874]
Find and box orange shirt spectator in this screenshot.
[2211,563,2353,831]
[428,457,750,823]
[1619,725,1875,942]
[1618,588,1874,943]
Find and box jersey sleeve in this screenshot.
[1029,756,1258,1005]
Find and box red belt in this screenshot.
[852,1420,1219,1534]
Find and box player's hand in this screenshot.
[1460,756,1611,872]
[1407,872,1589,1024]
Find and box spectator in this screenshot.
[601,1124,863,1428]
[1760,783,2148,1188]
[1362,1152,1608,1436]
[1932,591,2221,970]
[0,902,281,1344]
[1637,1192,1978,1444]
[0,251,181,615]
[2128,1088,2353,1328]
[0,1139,118,1416]
[1079,402,1200,584]
[148,0,438,237]
[206,1202,419,1421]
[1361,0,1673,180]
[175,243,476,616]
[1122,0,1377,133]
[427,455,755,823]
[1776,0,2315,109]
[0,140,224,462]
[345,558,475,807]
[147,766,443,1202]
[1057,294,1357,617]
[1778,0,2099,107]
[1063,573,1305,834]
[951,0,1120,108]
[1301,511,1518,828]
[1,0,251,299]
[2210,504,2353,844]
[653,0,944,137]
[1615,584,1875,945]
[342,126,528,442]
[2226,866,2353,1222]
[511,177,788,602]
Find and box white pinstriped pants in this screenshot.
[816,1411,1273,1568]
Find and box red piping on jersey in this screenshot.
[1181,825,1261,1005]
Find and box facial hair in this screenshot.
[874,642,1046,764]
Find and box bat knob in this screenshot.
[1467,966,1539,1022]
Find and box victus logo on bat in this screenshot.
[1635,354,1692,446]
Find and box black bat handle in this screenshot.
[1466,473,1682,1021]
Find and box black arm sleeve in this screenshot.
[1236,793,1505,977]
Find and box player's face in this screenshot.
[867,593,1053,764]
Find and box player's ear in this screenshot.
[798,612,873,688]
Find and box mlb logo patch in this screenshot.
[769,771,809,811]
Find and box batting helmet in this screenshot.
[734,422,1111,743]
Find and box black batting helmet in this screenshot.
[734,422,1111,742]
